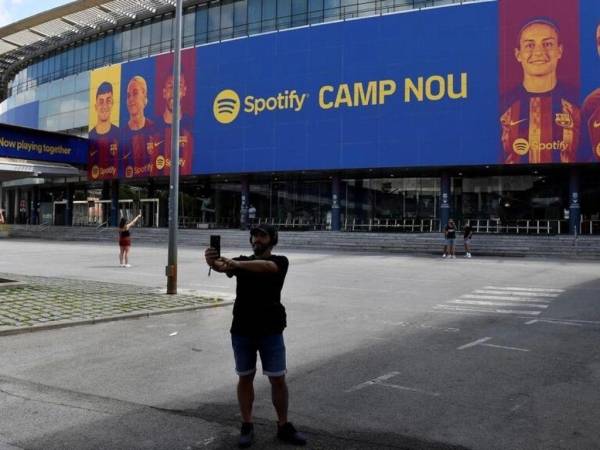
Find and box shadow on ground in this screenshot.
[12,279,600,450]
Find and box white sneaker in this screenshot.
[442,254,447,258]
[451,255,456,259]
[120,264,125,267]
[467,253,472,258]
[125,264,131,268]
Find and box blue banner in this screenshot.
[87,0,600,177]
[0,123,87,165]
[195,2,500,174]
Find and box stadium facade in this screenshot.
[0,0,599,235]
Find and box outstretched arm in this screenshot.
[125,213,142,229]
[219,257,279,273]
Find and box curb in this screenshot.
[0,300,234,337]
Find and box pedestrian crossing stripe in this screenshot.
[483,286,564,293]
[473,290,559,298]
[449,299,548,309]
[433,285,564,317]
[462,294,552,303]
[434,304,542,316]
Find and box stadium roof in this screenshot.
[0,0,196,99]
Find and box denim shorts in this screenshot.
[231,333,287,377]
[445,238,456,245]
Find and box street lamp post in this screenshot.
[166,0,183,294]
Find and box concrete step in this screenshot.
[3,225,600,259]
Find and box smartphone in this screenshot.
[210,235,221,258]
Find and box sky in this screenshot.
[0,0,73,28]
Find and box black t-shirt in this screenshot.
[229,254,289,336]
[445,225,456,239]
[463,225,473,239]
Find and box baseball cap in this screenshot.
[250,223,278,246]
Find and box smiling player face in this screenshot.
[95,92,113,123]
[162,75,187,114]
[515,23,563,78]
[127,79,147,118]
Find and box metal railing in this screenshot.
[580,220,600,235]
[343,217,439,232]
[461,219,570,235]
[257,217,328,231]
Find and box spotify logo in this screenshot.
[512,138,530,156]
[155,155,166,171]
[213,89,241,124]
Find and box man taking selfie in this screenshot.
[204,224,306,448]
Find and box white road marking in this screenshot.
[345,372,400,392]
[380,320,460,333]
[434,305,541,316]
[457,337,492,350]
[484,286,564,293]
[489,309,542,315]
[473,290,559,298]
[450,299,548,309]
[534,317,600,325]
[458,337,530,352]
[481,343,529,352]
[376,382,441,397]
[345,371,440,397]
[525,318,584,327]
[462,294,551,303]
[433,283,564,318]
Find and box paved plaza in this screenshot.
[0,239,599,450]
[0,274,230,333]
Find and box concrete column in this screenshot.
[65,184,74,226]
[569,167,581,235]
[440,172,451,231]
[6,189,14,224]
[32,186,40,225]
[14,189,20,224]
[111,179,119,227]
[354,179,365,223]
[214,188,221,226]
[25,190,31,224]
[148,178,156,198]
[331,175,341,231]
[240,175,249,229]
[102,181,110,224]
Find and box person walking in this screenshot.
[118,213,142,267]
[463,221,474,258]
[443,218,457,259]
[204,224,307,448]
